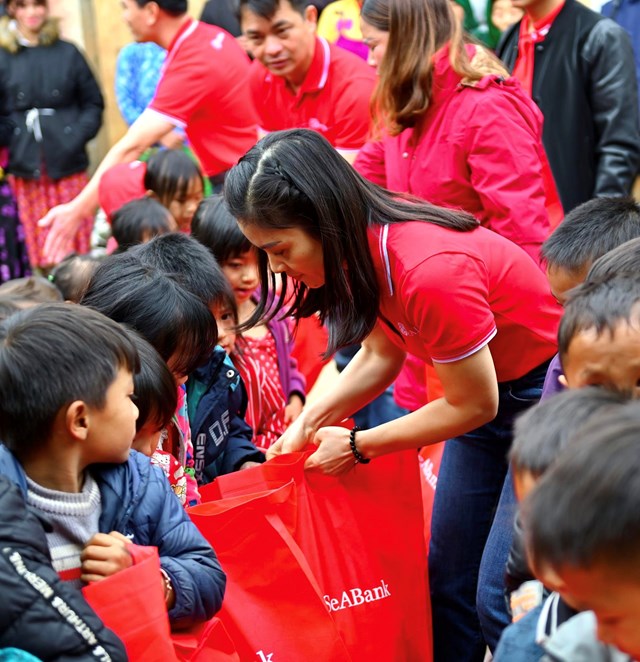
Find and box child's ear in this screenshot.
[65,401,90,441]
[558,374,569,388]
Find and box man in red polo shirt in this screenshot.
[240,0,375,163]
[40,0,258,265]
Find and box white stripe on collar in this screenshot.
[379,224,394,296]
[317,37,331,90]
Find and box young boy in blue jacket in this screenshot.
[0,303,226,629]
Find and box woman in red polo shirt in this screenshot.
[355,0,561,653]
[224,129,561,659]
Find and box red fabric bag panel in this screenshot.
[189,482,352,661]
[197,450,432,661]
[172,617,240,661]
[82,544,178,662]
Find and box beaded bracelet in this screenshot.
[349,426,370,464]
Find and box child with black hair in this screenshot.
[494,388,634,661]
[584,236,640,284]
[0,275,62,303]
[495,274,640,658]
[0,296,20,322]
[0,303,225,629]
[192,195,306,448]
[127,330,188,505]
[99,148,205,234]
[81,253,217,506]
[111,197,177,253]
[49,253,101,302]
[540,197,640,398]
[212,284,289,449]
[144,149,204,233]
[131,233,265,482]
[558,274,640,393]
[502,388,630,622]
[518,403,640,661]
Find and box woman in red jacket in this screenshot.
[356,0,559,264]
[225,129,561,660]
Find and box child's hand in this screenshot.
[284,394,304,423]
[238,461,262,471]
[81,531,133,583]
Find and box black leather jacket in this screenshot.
[0,475,127,660]
[497,0,640,213]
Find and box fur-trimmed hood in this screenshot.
[0,15,59,54]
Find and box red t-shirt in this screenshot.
[368,222,561,382]
[148,20,257,176]
[248,37,376,153]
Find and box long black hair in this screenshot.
[224,128,478,354]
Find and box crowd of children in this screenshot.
[0,0,639,658]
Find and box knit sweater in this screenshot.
[26,473,101,587]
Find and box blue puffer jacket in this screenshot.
[0,446,226,630]
[187,346,264,484]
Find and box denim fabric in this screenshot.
[430,361,548,661]
[352,385,409,430]
[335,346,409,429]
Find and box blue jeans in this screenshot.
[352,384,409,430]
[429,361,548,661]
[335,345,409,429]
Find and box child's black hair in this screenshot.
[509,386,630,477]
[131,232,231,308]
[80,252,217,378]
[144,149,203,209]
[49,253,102,303]
[0,276,62,303]
[0,303,138,455]
[558,273,640,359]
[541,197,640,274]
[127,329,177,432]
[585,236,640,284]
[111,197,175,253]
[192,194,253,264]
[0,297,21,323]
[525,400,640,573]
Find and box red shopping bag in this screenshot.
[172,617,240,661]
[199,450,432,662]
[419,443,445,549]
[422,363,446,548]
[189,481,352,661]
[83,544,177,662]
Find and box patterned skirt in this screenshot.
[10,169,93,268]
[0,176,30,284]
